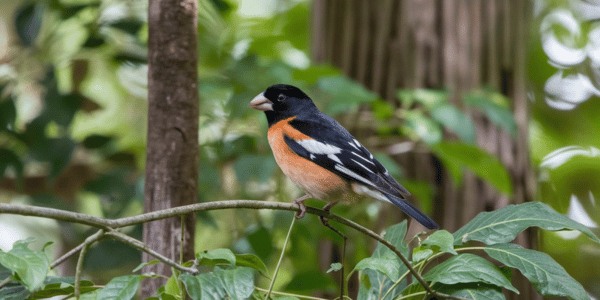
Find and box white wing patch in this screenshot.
[297,139,341,154]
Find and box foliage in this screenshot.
[0,202,596,299]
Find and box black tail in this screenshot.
[383,192,439,229]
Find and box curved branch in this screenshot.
[0,201,458,299]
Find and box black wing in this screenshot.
[286,114,410,199]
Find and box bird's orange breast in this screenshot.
[267,117,347,199]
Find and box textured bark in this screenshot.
[142,0,198,296]
[312,1,537,299]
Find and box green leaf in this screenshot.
[234,253,269,278]
[164,273,182,297]
[181,267,254,300]
[31,278,97,298]
[430,141,512,195]
[421,230,457,255]
[463,90,517,136]
[411,248,433,263]
[403,111,442,144]
[196,248,236,266]
[423,253,518,293]
[0,238,49,291]
[453,202,600,245]
[353,257,401,280]
[430,104,476,143]
[485,243,588,300]
[97,275,141,300]
[180,273,201,300]
[437,283,505,300]
[355,222,409,298]
[327,262,342,273]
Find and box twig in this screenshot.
[74,231,100,299]
[0,277,11,289]
[266,215,295,299]
[51,230,105,269]
[104,230,198,275]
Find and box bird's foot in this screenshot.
[293,195,310,219]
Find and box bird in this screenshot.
[249,84,438,230]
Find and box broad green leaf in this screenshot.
[97,275,141,300]
[196,248,236,266]
[430,104,477,143]
[180,273,201,300]
[430,141,512,195]
[355,222,409,298]
[403,111,442,145]
[0,285,29,300]
[485,243,588,300]
[463,90,517,136]
[437,283,505,300]
[357,269,404,300]
[453,202,600,245]
[163,274,181,297]
[373,221,409,259]
[234,253,269,278]
[399,282,425,300]
[31,278,97,298]
[188,267,254,300]
[0,238,49,291]
[421,230,457,255]
[353,257,402,280]
[411,248,433,263]
[423,254,518,293]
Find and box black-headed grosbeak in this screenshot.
[250,84,438,229]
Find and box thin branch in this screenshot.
[0,204,111,229]
[266,215,296,299]
[74,231,101,299]
[104,230,199,275]
[51,230,105,269]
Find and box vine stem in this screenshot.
[0,201,460,299]
[266,215,295,299]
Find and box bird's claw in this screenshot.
[293,195,309,219]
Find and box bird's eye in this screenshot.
[277,94,286,102]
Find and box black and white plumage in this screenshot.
[250,84,438,229]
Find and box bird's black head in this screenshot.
[249,84,318,125]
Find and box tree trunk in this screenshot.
[312,0,537,299]
[142,0,198,296]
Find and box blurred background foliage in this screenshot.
[0,0,598,297]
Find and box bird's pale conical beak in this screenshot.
[249,93,273,111]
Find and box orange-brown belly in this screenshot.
[267,118,347,200]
